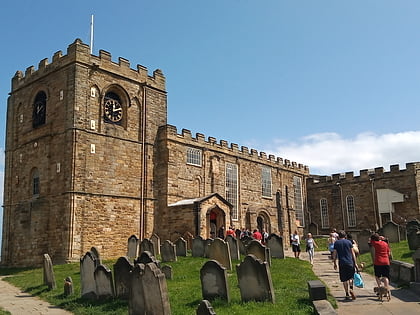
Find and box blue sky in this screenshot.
[1,1,420,244]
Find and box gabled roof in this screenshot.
[168,193,232,208]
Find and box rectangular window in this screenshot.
[320,198,329,228]
[293,176,304,226]
[186,147,202,166]
[261,166,272,198]
[346,195,356,227]
[33,176,40,195]
[225,163,238,220]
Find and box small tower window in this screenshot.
[32,168,40,196]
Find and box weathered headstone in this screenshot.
[127,234,139,259]
[204,239,214,258]
[64,276,73,296]
[208,238,232,270]
[90,246,101,266]
[357,229,372,254]
[142,263,171,315]
[200,260,230,302]
[135,251,161,269]
[80,251,97,299]
[175,237,187,256]
[247,240,270,265]
[239,235,253,255]
[226,235,240,260]
[381,221,401,243]
[407,220,420,250]
[196,300,216,315]
[236,254,275,303]
[113,256,134,299]
[94,264,115,299]
[151,234,161,255]
[192,236,206,257]
[413,248,420,282]
[129,264,146,315]
[266,234,284,258]
[183,231,193,250]
[140,238,155,256]
[43,253,56,290]
[161,240,177,262]
[162,265,173,280]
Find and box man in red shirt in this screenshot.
[252,229,263,242]
[226,226,236,237]
[370,233,391,289]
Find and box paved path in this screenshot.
[0,276,72,314]
[293,250,420,315]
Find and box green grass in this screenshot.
[0,255,335,315]
[0,308,11,315]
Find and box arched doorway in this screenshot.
[207,207,225,239]
[257,211,271,234]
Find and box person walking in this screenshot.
[291,230,301,259]
[370,233,391,291]
[332,230,358,300]
[305,232,318,266]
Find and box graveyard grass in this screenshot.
[0,254,335,315]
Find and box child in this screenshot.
[306,233,318,266]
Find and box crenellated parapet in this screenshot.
[161,124,309,173]
[11,38,166,92]
[309,162,420,184]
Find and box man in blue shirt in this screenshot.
[332,230,358,300]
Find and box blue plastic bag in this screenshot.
[354,272,364,288]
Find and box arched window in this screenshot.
[31,168,40,196]
[346,195,356,227]
[32,91,47,128]
[320,198,329,228]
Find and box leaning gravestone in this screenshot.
[381,221,401,243]
[236,254,275,303]
[140,238,155,256]
[226,235,240,260]
[80,251,97,299]
[407,220,420,250]
[247,240,270,266]
[151,234,161,255]
[200,260,230,302]
[90,246,101,266]
[192,236,206,257]
[113,256,134,299]
[196,299,216,315]
[94,264,115,299]
[161,240,177,262]
[208,238,232,270]
[142,263,171,315]
[266,234,284,259]
[127,235,139,259]
[129,264,146,315]
[43,253,56,290]
[175,237,187,256]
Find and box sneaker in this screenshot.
[350,290,356,300]
[345,295,351,301]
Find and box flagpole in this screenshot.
[90,14,94,54]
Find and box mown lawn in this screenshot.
[0,254,336,315]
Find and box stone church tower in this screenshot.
[1,39,166,266]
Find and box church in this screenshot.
[1,39,309,267]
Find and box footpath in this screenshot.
[290,249,420,314]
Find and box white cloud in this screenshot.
[264,131,420,175]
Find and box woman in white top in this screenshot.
[306,233,318,266]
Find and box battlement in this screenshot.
[162,125,309,173]
[11,38,166,92]
[309,162,420,184]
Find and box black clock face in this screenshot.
[33,101,46,127]
[104,99,123,122]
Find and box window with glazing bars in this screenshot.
[346,195,356,227]
[261,166,272,198]
[293,176,304,226]
[186,147,202,166]
[320,198,329,228]
[225,163,238,220]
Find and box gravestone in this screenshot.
[129,263,146,315]
[235,229,242,239]
[113,256,134,299]
[226,235,240,260]
[196,299,216,315]
[307,280,327,301]
[127,235,139,259]
[357,229,372,254]
[80,251,97,299]
[200,260,230,302]
[208,238,232,270]
[140,238,155,256]
[43,253,56,290]
[413,248,420,282]
[247,240,270,265]
[135,250,161,268]
[407,220,420,250]
[161,240,177,262]
[204,239,213,258]
[162,265,173,280]
[183,231,193,250]
[175,237,187,256]
[236,254,275,303]
[151,234,161,255]
[64,276,73,296]
[192,236,206,257]
[142,263,171,315]
[381,221,401,243]
[94,264,115,299]
[90,246,101,266]
[266,234,284,258]
[239,235,253,255]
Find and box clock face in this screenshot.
[104,98,123,122]
[33,101,46,127]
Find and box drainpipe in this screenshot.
[370,178,378,230]
[336,182,345,230]
[140,84,147,240]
